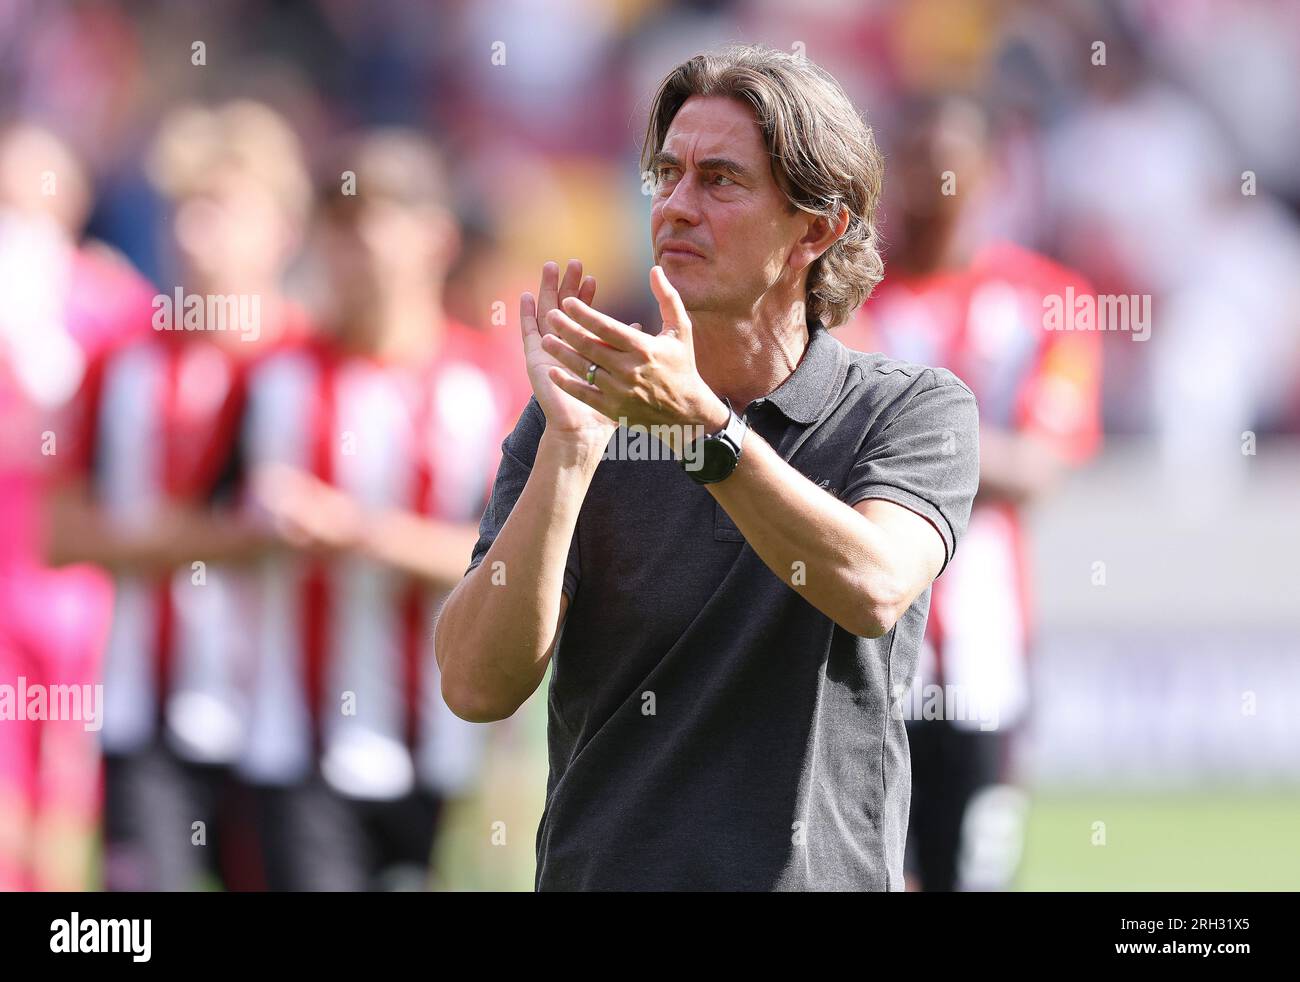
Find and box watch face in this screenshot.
[697,434,739,482]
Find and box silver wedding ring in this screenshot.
[586,363,599,385]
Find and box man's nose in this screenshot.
[660,173,702,225]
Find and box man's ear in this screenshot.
[790,204,850,273]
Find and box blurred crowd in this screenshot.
[1,0,1297,891]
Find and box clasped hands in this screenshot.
[537,264,729,447]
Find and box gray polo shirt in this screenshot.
[463,319,980,891]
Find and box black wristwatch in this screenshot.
[681,398,748,484]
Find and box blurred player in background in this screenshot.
[0,123,153,889]
[235,131,503,891]
[843,97,1102,891]
[45,101,312,890]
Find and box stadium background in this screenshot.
[2,0,1298,891]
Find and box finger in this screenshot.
[559,296,644,353]
[558,259,583,301]
[538,261,560,318]
[547,365,612,417]
[650,265,691,338]
[520,291,539,342]
[545,307,621,366]
[541,331,608,383]
[578,274,597,306]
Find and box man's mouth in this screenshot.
[659,246,705,261]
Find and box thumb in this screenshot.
[649,265,691,340]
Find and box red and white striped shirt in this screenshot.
[70,334,251,761]
[236,322,506,799]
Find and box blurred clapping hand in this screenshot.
[250,462,364,555]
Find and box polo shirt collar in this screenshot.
[752,318,843,425]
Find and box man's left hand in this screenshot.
[540,266,729,440]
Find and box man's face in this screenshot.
[649,95,810,321]
[317,197,457,340]
[174,173,294,288]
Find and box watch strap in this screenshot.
[683,398,747,484]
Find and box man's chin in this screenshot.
[658,254,709,285]
[671,283,705,312]
[657,267,724,320]
[660,263,703,291]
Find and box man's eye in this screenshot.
[656,166,680,183]
[710,174,735,186]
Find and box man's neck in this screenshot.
[892,214,970,279]
[184,272,287,355]
[336,288,445,364]
[690,298,810,416]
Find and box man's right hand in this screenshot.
[521,260,618,448]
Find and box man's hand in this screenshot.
[250,462,363,555]
[521,260,618,448]
[540,265,728,444]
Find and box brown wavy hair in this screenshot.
[641,44,885,328]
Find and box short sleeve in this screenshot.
[464,396,581,601]
[840,370,980,575]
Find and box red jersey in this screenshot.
[848,242,1102,729]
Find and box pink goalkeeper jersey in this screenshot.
[0,241,151,801]
[0,245,152,678]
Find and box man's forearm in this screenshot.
[435,430,602,722]
[705,430,900,637]
[46,492,279,572]
[358,512,483,592]
[975,428,1067,505]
